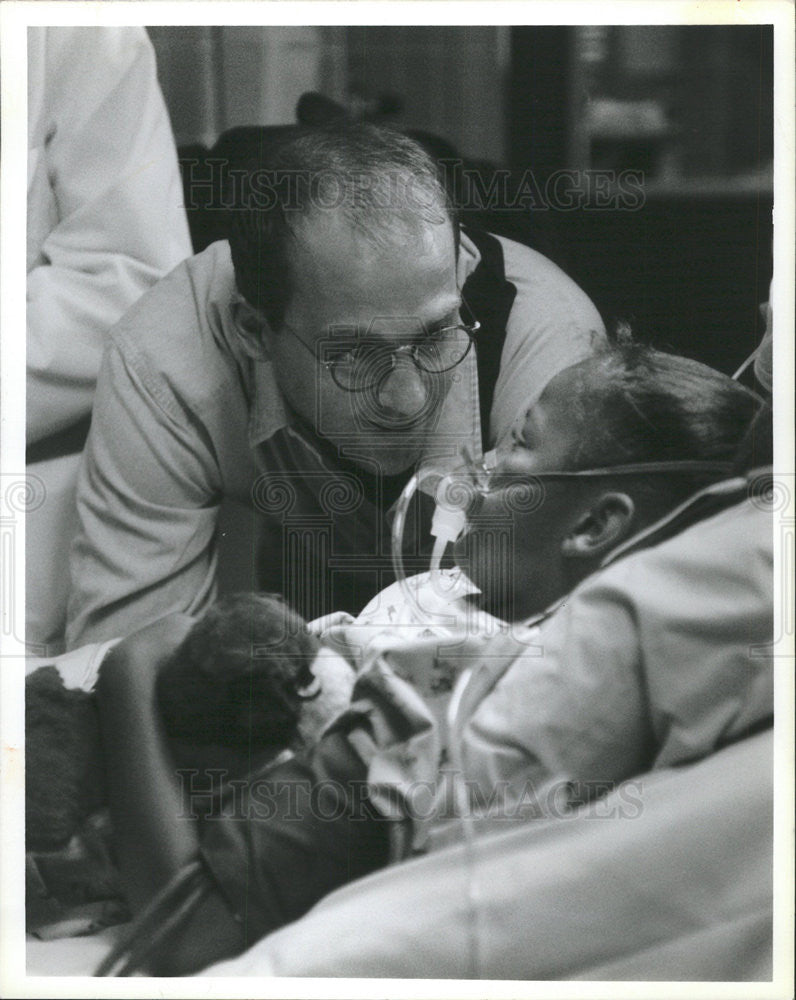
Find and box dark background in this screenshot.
[150,24,774,377]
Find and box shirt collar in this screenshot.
[247,357,290,447]
[457,229,482,291]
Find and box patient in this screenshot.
[93,336,770,975]
[441,339,772,816]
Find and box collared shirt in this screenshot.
[67,233,604,647]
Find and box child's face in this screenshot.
[453,370,590,620]
[497,368,585,473]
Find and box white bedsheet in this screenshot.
[26,927,120,977]
[23,731,772,982]
[204,730,773,981]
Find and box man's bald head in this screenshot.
[227,122,456,333]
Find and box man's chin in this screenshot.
[334,435,427,476]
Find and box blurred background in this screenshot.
[147,24,774,376]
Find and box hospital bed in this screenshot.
[25,726,773,982]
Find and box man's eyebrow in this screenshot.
[326,297,463,342]
[424,298,463,332]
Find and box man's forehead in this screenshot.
[286,209,459,329]
[292,207,455,265]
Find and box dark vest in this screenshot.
[460,227,518,447]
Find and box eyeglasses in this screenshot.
[284,320,480,393]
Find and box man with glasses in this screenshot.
[67,123,604,647]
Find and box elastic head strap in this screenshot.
[503,460,738,481]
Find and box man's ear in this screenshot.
[231,296,272,359]
[561,492,635,560]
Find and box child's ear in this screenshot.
[231,296,272,359]
[561,492,635,560]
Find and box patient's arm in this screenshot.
[95,613,390,976]
[96,614,248,973]
[95,615,200,907]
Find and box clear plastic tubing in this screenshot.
[390,471,425,620]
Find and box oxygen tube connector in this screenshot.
[391,448,494,619]
[392,469,464,621]
[430,447,495,577]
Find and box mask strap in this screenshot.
[479,460,737,487]
[552,460,737,479]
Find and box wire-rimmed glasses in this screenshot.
[286,320,481,393]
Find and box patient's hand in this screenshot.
[306,610,356,639]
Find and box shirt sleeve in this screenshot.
[488,236,606,445]
[26,27,192,445]
[65,335,220,648]
[24,638,121,691]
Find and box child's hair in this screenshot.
[556,332,763,508]
[156,593,320,751]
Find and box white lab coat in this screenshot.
[26,27,192,654]
[27,26,192,443]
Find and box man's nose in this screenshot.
[375,358,430,419]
